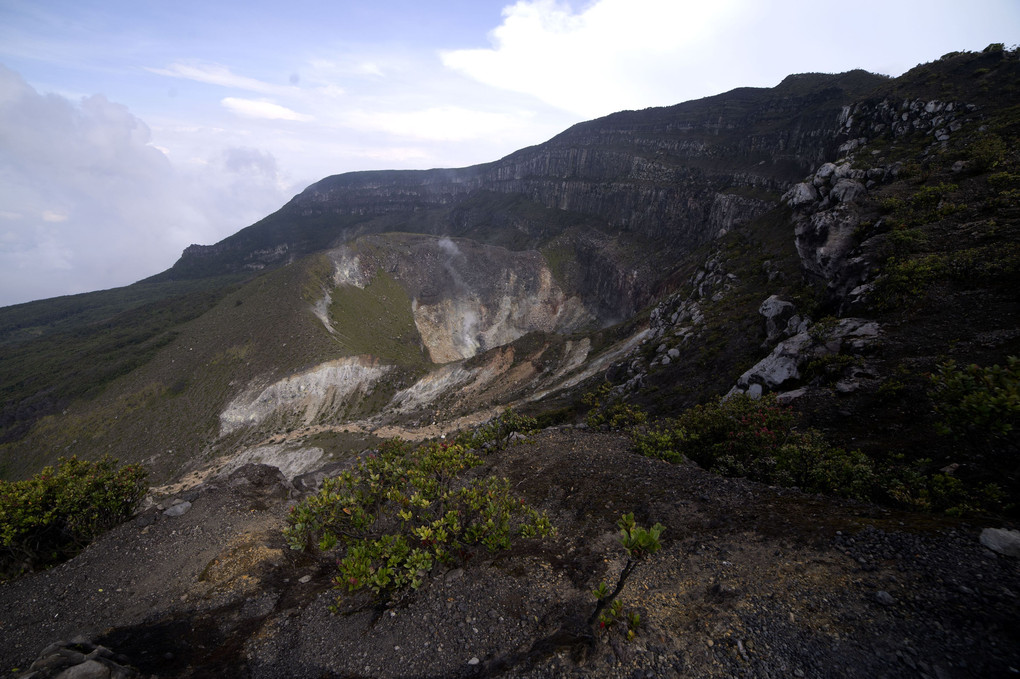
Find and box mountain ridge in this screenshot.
[1,45,1019,678]
[1,46,1016,492]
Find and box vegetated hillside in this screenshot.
[2,45,1020,679]
[0,47,1017,513]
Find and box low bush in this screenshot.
[590,513,664,639]
[930,357,1019,441]
[882,455,1008,516]
[0,456,148,579]
[634,393,1010,516]
[284,438,554,608]
[632,395,876,501]
[453,408,538,451]
[583,382,647,429]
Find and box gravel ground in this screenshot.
[2,428,1017,678]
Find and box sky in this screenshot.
[0,0,1017,307]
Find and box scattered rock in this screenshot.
[17,640,135,679]
[980,528,1020,557]
[162,501,191,518]
[783,182,818,208]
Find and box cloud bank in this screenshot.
[0,66,290,306]
[442,0,1017,118]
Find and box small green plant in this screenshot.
[649,395,877,501]
[930,357,1019,441]
[631,420,686,463]
[0,456,148,580]
[284,438,554,608]
[626,611,642,641]
[454,408,538,452]
[583,382,647,429]
[589,513,664,639]
[617,512,665,558]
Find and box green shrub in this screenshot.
[631,420,686,463]
[970,134,1007,171]
[930,357,1019,442]
[284,439,554,607]
[454,408,538,451]
[583,382,647,429]
[882,456,1008,516]
[640,395,876,501]
[872,254,948,310]
[676,394,795,470]
[0,456,148,579]
[590,513,664,637]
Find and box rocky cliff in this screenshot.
[167,71,888,287]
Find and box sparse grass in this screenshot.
[327,268,431,369]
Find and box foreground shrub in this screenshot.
[454,408,538,451]
[0,456,148,579]
[590,513,665,640]
[632,395,876,501]
[583,382,647,429]
[284,439,554,608]
[930,357,1019,443]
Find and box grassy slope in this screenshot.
[0,276,249,444]
[1,260,335,481]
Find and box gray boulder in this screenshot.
[830,179,867,204]
[980,528,1020,557]
[812,162,837,186]
[758,295,798,344]
[783,182,818,208]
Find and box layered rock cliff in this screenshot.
[167,71,889,292]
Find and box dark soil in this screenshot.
[2,428,1018,678]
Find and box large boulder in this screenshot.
[758,296,808,345]
[729,318,881,397]
[980,528,1020,557]
[830,178,867,204]
[783,182,819,208]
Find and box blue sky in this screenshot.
[1,0,1018,306]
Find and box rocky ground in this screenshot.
[2,428,1018,678]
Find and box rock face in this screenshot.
[785,93,983,305]
[729,318,881,397]
[166,71,888,289]
[219,356,391,436]
[758,295,808,346]
[327,235,594,363]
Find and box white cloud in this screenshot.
[41,210,68,222]
[0,65,291,306]
[441,0,742,117]
[148,61,290,95]
[346,105,532,141]
[443,0,1020,118]
[221,97,313,121]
